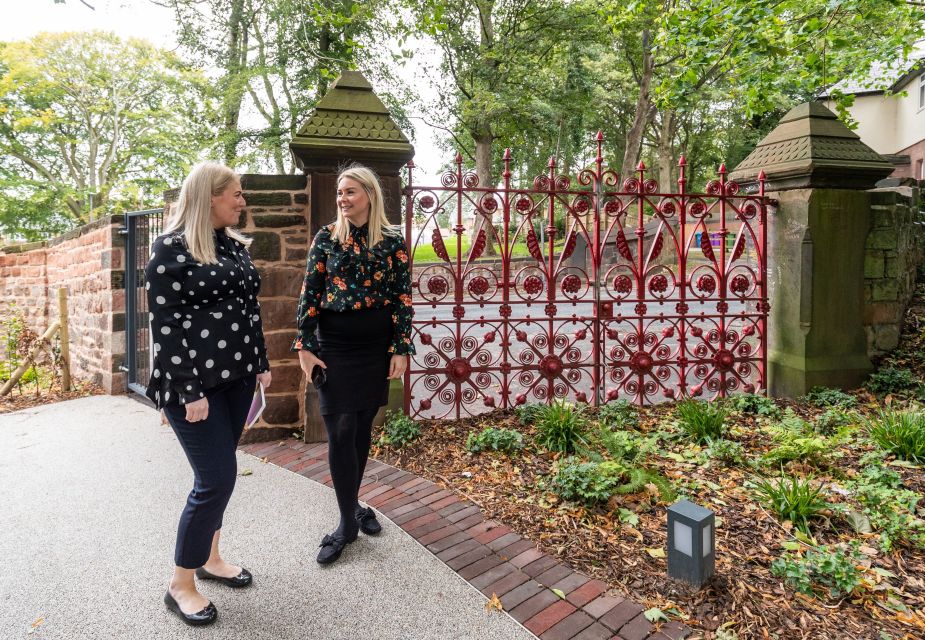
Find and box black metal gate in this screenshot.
[122,208,164,397]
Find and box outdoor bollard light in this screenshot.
[667,500,715,588]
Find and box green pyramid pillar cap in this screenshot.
[730,101,893,191]
[289,70,414,174]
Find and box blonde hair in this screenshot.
[333,163,400,247]
[163,162,251,264]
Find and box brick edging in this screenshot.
[240,439,689,640]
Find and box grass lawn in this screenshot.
[412,236,564,264]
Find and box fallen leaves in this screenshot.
[484,593,503,612]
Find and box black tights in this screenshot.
[322,407,380,538]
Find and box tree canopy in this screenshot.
[0,31,211,240]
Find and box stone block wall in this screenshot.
[0,215,126,392]
[864,186,925,356]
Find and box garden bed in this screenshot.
[372,288,925,640]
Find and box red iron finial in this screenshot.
[548,156,557,169]
[455,152,463,164]
[636,160,646,171]
[757,170,767,181]
[406,159,415,169]
[678,156,686,167]
[595,130,604,141]
[503,148,511,160]
[718,162,727,174]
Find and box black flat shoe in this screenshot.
[195,566,253,588]
[163,590,218,626]
[355,506,382,536]
[316,531,357,565]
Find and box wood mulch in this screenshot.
[372,285,925,640]
[0,379,104,414]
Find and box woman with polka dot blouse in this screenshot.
[294,163,415,565]
[145,162,272,626]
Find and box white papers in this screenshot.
[245,382,266,428]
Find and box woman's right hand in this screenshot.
[185,397,209,423]
[298,350,326,378]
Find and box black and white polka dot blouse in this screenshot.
[144,229,269,408]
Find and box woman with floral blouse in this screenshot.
[293,163,415,564]
[146,162,271,626]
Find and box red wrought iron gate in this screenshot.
[402,135,770,420]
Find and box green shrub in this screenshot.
[864,410,925,463]
[379,411,421,448]
[771,545,863,599]
[813,409,854,436]
[599,428,653,463]
[704,438,746,466]
[803,387,857,409]
[751,473,830,534]
[676,399,725,443]
[551,458,626,505]
[466,427,524,454]
[550,458,675,505]
[598,399,639,429]
[762,411,831,467]
[847,465,925,551]
[534,400,588,454]
[867,367,918,395]
[728,393,781,418]
[514,403,545,426]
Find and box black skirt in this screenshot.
[317,307,392,415]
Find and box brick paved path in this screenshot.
[240,439,690,640]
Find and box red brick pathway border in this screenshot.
[240,439,689,640]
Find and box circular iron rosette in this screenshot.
[512,191,538,219]
[736,197,762,222]
[410,324,502,419]
[413,189,443,218]
[556,267,589,302]
[603,263,636,302]
[506,321,593,406]
[654,197,681,222]
[600,196,626,223]
[477,192,500,219]
[513,266,547,302]
[726,265,759,300]
[463,266,499,302]
[687,197,711,221]
[688,264,721,302]
[417,264,455,304]
[462,170,480,189]
[644,265,677,302]
[567,193,593,219]
[603,318,682,404]
[683,318,761,400]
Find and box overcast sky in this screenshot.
[1,0,447,181]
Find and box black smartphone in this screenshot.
[310,364,326,389]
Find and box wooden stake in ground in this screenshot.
[58,287,71,392]
[0,321,60,397]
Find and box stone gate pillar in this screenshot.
[731,102,893,397]
[289,71,415,442]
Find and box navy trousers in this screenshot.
[164,375,256,569]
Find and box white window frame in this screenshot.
[918,73,925,111]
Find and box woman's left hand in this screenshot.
[256,370,272,389]
[387,355,408,380]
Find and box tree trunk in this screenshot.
[657,109,675,191]
[621,29,655,179]
[472,130,497,256]
[221,0,247,166]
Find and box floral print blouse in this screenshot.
[293,222,415,356]
[145,229,269,408]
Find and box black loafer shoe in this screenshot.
[195,566,253,588]
[163,590,218,626]
[355,506,382,536]
[316,532,356,565]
